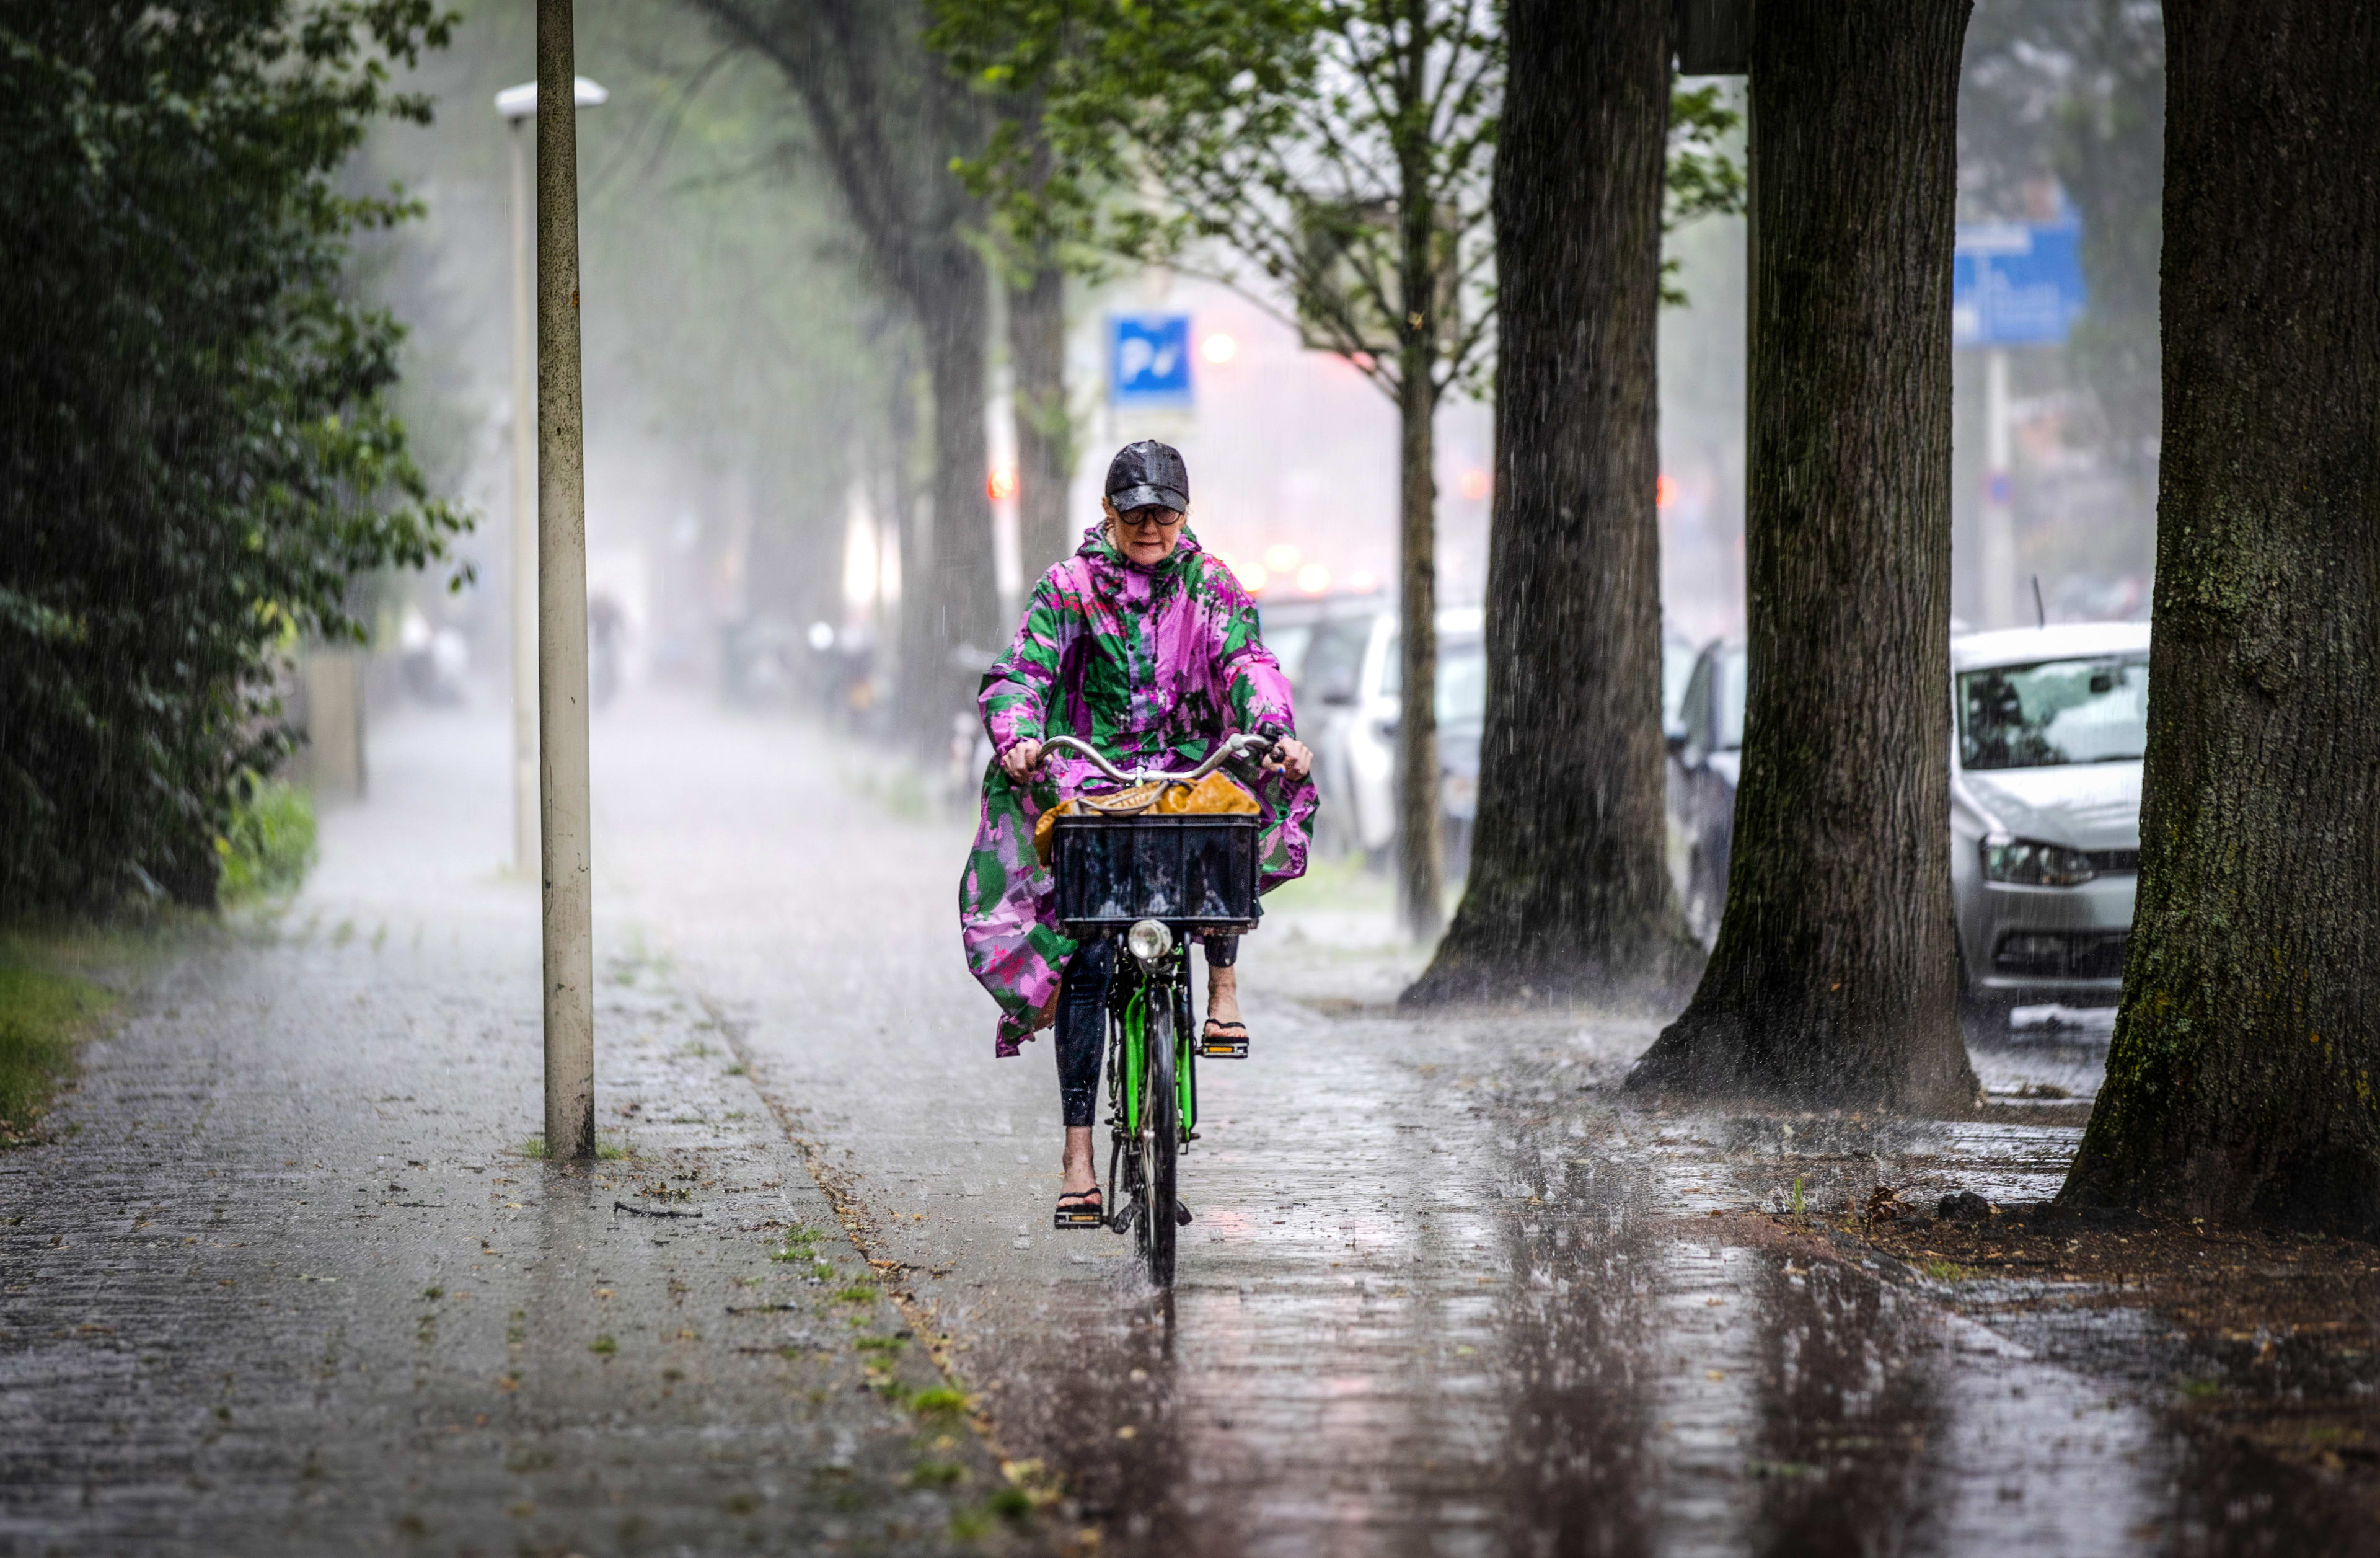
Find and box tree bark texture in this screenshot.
[919,243,999,658]
[1404,0,1696,1007]
[1008,263,1074,577]
[2059,0,2380,1232]
[1396,356,1442,941]
[1626,0,1977,1112]
[881,342,931,741]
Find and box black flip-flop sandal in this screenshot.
[1199,1019,1249,1060]
[1053,1187,1105,1230]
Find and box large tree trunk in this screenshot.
[914,239,999,746]
[2058,1,2380,1233]
[1395,362,1442,941]
[881,340,928,741]
[1393,70,1443,942]
[1625,0,1977,1112]
[1008,263,1073,576]
[1403,0,1695,1007]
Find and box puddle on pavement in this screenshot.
[964,1017,2368,1556]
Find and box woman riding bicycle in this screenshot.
[959,440,1316,1229]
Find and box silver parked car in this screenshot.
[1951,622,2149,1031]
[1308,606,1485,867]
[1667,637,1745,945]
[1667,622,2149,1036]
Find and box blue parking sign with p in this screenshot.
[1109,314,1193,407]
[1953,219,2087,347]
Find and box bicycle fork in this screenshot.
[1103,950,1196,1234]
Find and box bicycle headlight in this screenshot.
[1127,919,1173,967]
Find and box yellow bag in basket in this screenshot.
[1033,769,1259,869]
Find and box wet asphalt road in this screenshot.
[587,696,2372,1555]
[6,691,2370,1554]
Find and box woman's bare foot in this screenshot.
[1060,1125,1099,1197]
[1204,965,1245,1040]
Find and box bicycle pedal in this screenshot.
[1197,1038,1250,1059]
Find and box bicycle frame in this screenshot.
[1101,936,1196,1283]
[1039,727,1280,1286]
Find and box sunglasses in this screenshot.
[1116,507,1185,528]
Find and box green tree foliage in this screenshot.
[930,1,1743,325]
[1660,82,1743,304]
[934,0,1501,394]
[0,0,467,911]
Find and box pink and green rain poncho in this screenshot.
[959,523,1318,1056]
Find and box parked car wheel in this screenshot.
[1956,945,2008,1046]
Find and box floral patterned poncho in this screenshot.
[960,524,1317,1056]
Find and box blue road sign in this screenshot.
[1109,314,1193,406]
[1954,219,2087,347]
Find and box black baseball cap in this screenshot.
[1104,440,1189,514]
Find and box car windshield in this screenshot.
[1302,617,1371,704]
[1717,646,1747,750]
[1959,655,2149,770]
[1661,639,1696,737]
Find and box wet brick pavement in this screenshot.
[0,706,1025,1556]
[6,694,2373,1555]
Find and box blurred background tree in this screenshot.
[1958,0,2164,617]
[353,0,910,740]
[683,0,1002,749]
[0,0,469,911]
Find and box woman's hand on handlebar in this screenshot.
[1264,735,1315,781]
[1001,739,1044,781]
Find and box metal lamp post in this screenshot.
[497,71,606,879]
[497,29,606,1160]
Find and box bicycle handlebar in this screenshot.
[1035,730,1280,787]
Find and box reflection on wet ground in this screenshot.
[946,1015,2373,1556]
[17,699,2368,1554]
[578,699,2373,1555]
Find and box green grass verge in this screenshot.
[0,956,114,1146]
[1259,849,1395,912]
[216,772,317,905]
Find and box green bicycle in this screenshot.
[1041,729,1279,1288]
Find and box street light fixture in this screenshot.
[495,76,608,120]
[497,74,606,882]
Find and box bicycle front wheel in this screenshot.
[1140,981,1178,1289]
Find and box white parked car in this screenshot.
[1305,607,1484,864]
[1667,622,2150,1037]
[1952,622,2150,1032]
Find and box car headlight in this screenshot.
[1981,838,2096,887]
[1127,919,1174,967]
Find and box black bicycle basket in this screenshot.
[1051,810,1261,933]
